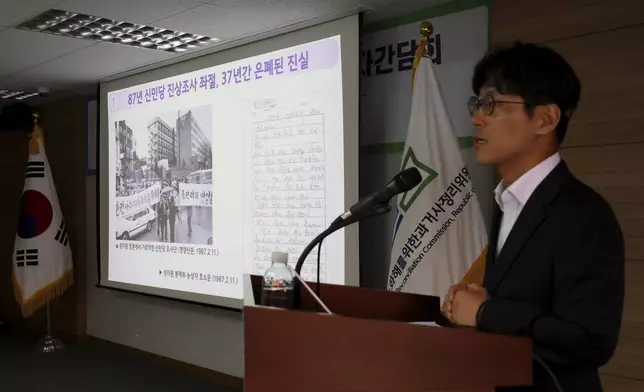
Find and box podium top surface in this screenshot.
[244,274,443,322]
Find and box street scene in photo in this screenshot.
[114,104,213,246]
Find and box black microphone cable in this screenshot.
[532,354,564,392]
[313,240,323,311]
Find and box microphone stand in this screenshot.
[293,204,391,310]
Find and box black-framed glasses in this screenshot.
[467,95,527,116]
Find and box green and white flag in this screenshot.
[387,50,487,297]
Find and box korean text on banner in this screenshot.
[387,50,487,298]
[116,182,162,217]
[178,183,213,207]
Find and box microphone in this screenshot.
[292,167,422,309]
[335,167,422,224]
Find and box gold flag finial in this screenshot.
[29,111,43,155]
[420,21,433,41]
[31,111,42,132]
[411,21,434,88]
[420,21,434,54]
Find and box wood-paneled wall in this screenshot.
[491,1,644,390]
[0,96,87,339]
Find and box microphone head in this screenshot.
[395,167,422,192]
[347,167,422,217]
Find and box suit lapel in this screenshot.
[486,200,547,292]
[485,161,572,293]
[483,205,502,287]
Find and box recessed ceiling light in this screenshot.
[0,89,41,100]
[17,9,221,53]
[2,91,25,99]
[15,93,41,100]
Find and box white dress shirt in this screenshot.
[494,153,562,255]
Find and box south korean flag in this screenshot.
[13,119,74,317]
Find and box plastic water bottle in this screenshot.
[261,251,294,309]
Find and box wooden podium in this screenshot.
[243,275,532,392]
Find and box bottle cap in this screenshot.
[271,251,289,264]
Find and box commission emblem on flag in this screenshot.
[392,147,438,242]
[398,147,438,213]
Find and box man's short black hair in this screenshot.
[472,42,581,144]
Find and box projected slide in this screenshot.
[107,36,345,300]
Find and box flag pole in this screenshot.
[420,19,488,286]
[411,21,433,91]
[30,112,65,354]
[424,21,488,286]
[38,298,65,353]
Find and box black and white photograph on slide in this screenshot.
[114,104,213,246]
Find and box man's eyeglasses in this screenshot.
[467,95,527,116]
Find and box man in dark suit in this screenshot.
[443,42,625,392]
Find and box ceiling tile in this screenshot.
[0,0,460,95]
[153,4,281,39]
[153,0,349,40]
[363,0,455,23]
[56,0,206,25]
[206,0,271,6]
[0,0,63,27]
[0,29,95,80]
[262,0,352,22]
[2,42,175,90]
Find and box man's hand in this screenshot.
[450,283,489,327]
[442,283,467,321]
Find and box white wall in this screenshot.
[85,175,245,376]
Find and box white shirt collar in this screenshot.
[494,153,562,210]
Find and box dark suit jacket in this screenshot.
[477,161,625,392]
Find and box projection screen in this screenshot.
[98,14,360,309]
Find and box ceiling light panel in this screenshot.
[0,89,40,100]
[17,9,220,53]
